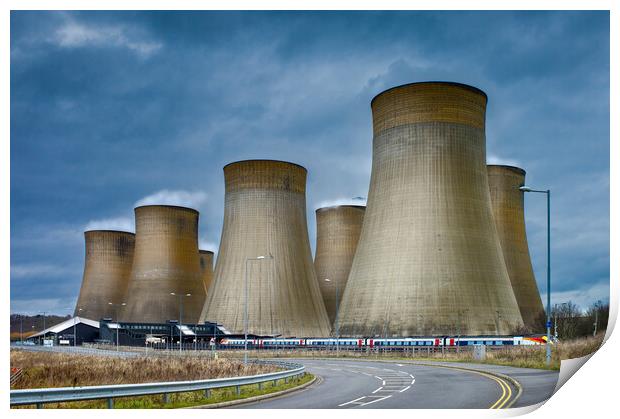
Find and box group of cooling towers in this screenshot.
[74,81,547,339]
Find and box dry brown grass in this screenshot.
[10,349,277,389]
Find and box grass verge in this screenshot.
[12,373,313,409]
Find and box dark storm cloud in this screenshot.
[10,11,609,314]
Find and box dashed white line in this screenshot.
[399,385,411,393]
[372,387,383,394]
[338,396,365,407]
[374,376,383,381]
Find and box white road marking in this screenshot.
[397,364,404,366]
[399,386,411,393]
[411,379,416,384]
[360,395,392,406]
[372,387,383,394]
[382,380,386,386]
[374,376,383,380]
[338,396,366,407]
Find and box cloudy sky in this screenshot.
[10,11,609,315]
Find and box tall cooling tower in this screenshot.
[314,205,365,327]
[488,165,545,332]
[119,205,206,323]
[200,160,331,337]
[74,230,135,320]
[199,250,214,294]
[338,82,524,337]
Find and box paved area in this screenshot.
[236,358,559,409]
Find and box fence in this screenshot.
[10,359,304,408]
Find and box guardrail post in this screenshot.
[163,393,170,404]
[285,377,289,384]
[107,398,114,409]
[205,389,211,398]
[273,379,278,387]
[235,385,241,396]
[36,403,43,409]
[258,382,263,390]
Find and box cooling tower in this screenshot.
[200,160,331,337]
[74,230,135,320]
[199,250,214,294]
[488,165,545,332]
[338,82,524,337]
[314,205,365,327]
[119,205,206,324]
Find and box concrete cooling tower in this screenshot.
[119,205,206,324]
[200,160,331,337]
[488,165,545,332]
[314,205,365,327]
[74,230,135,320]
[199,250,214,294]
[338,82,524,337]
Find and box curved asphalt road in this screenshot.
[235,358,559,409]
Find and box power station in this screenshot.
[74,230,135,320]
[488,165,545,332]
[200,160,331,337]
[314,205,365,327]
[119,205,206,324]
[62,81,547,342]
[338,82,524,337]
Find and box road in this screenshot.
[235,358,559,409]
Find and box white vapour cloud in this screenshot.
[487,153,521,167]
[53,19,162,57]
[11,264,78,279]
[198,240,218,255]
[134,189,208,210]
[315,196,367,210]
[84,216,134,232]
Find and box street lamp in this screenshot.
[108,302,126,351]
[244,254,273,365]
[170,293,192,355]
[520,184,552,367]
[74,308,83,347]
[38,312,47,345]
[324,278,340,355]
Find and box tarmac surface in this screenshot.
[235,358,559,409]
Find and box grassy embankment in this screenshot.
[10,350,312,408]
[220,333,606,371]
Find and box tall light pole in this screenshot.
[74,308,83,347]
[520,185,551,367]
[170,293,191,355]
[244,255,273,365]
[324,278,340,355]
[39,312,47,345]
[108,302,126,351]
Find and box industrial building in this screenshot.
[488,165,545,332]
[200,160,331,337]
[314,205,365,327]
[26,317,100,346]
[120,205,206,324]
[98,319,232,347]
[338,82,524,337]
[74,230,135,320]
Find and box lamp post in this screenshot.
[170,293,191,355]
[38,312,47,345]
[520,185,551,367]
[108,302,126,351]
[324,278,340,355]
[74,308,83,347]
[244,254,273,365]
[19,314,23,344]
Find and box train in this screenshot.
[218,335,549,349]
